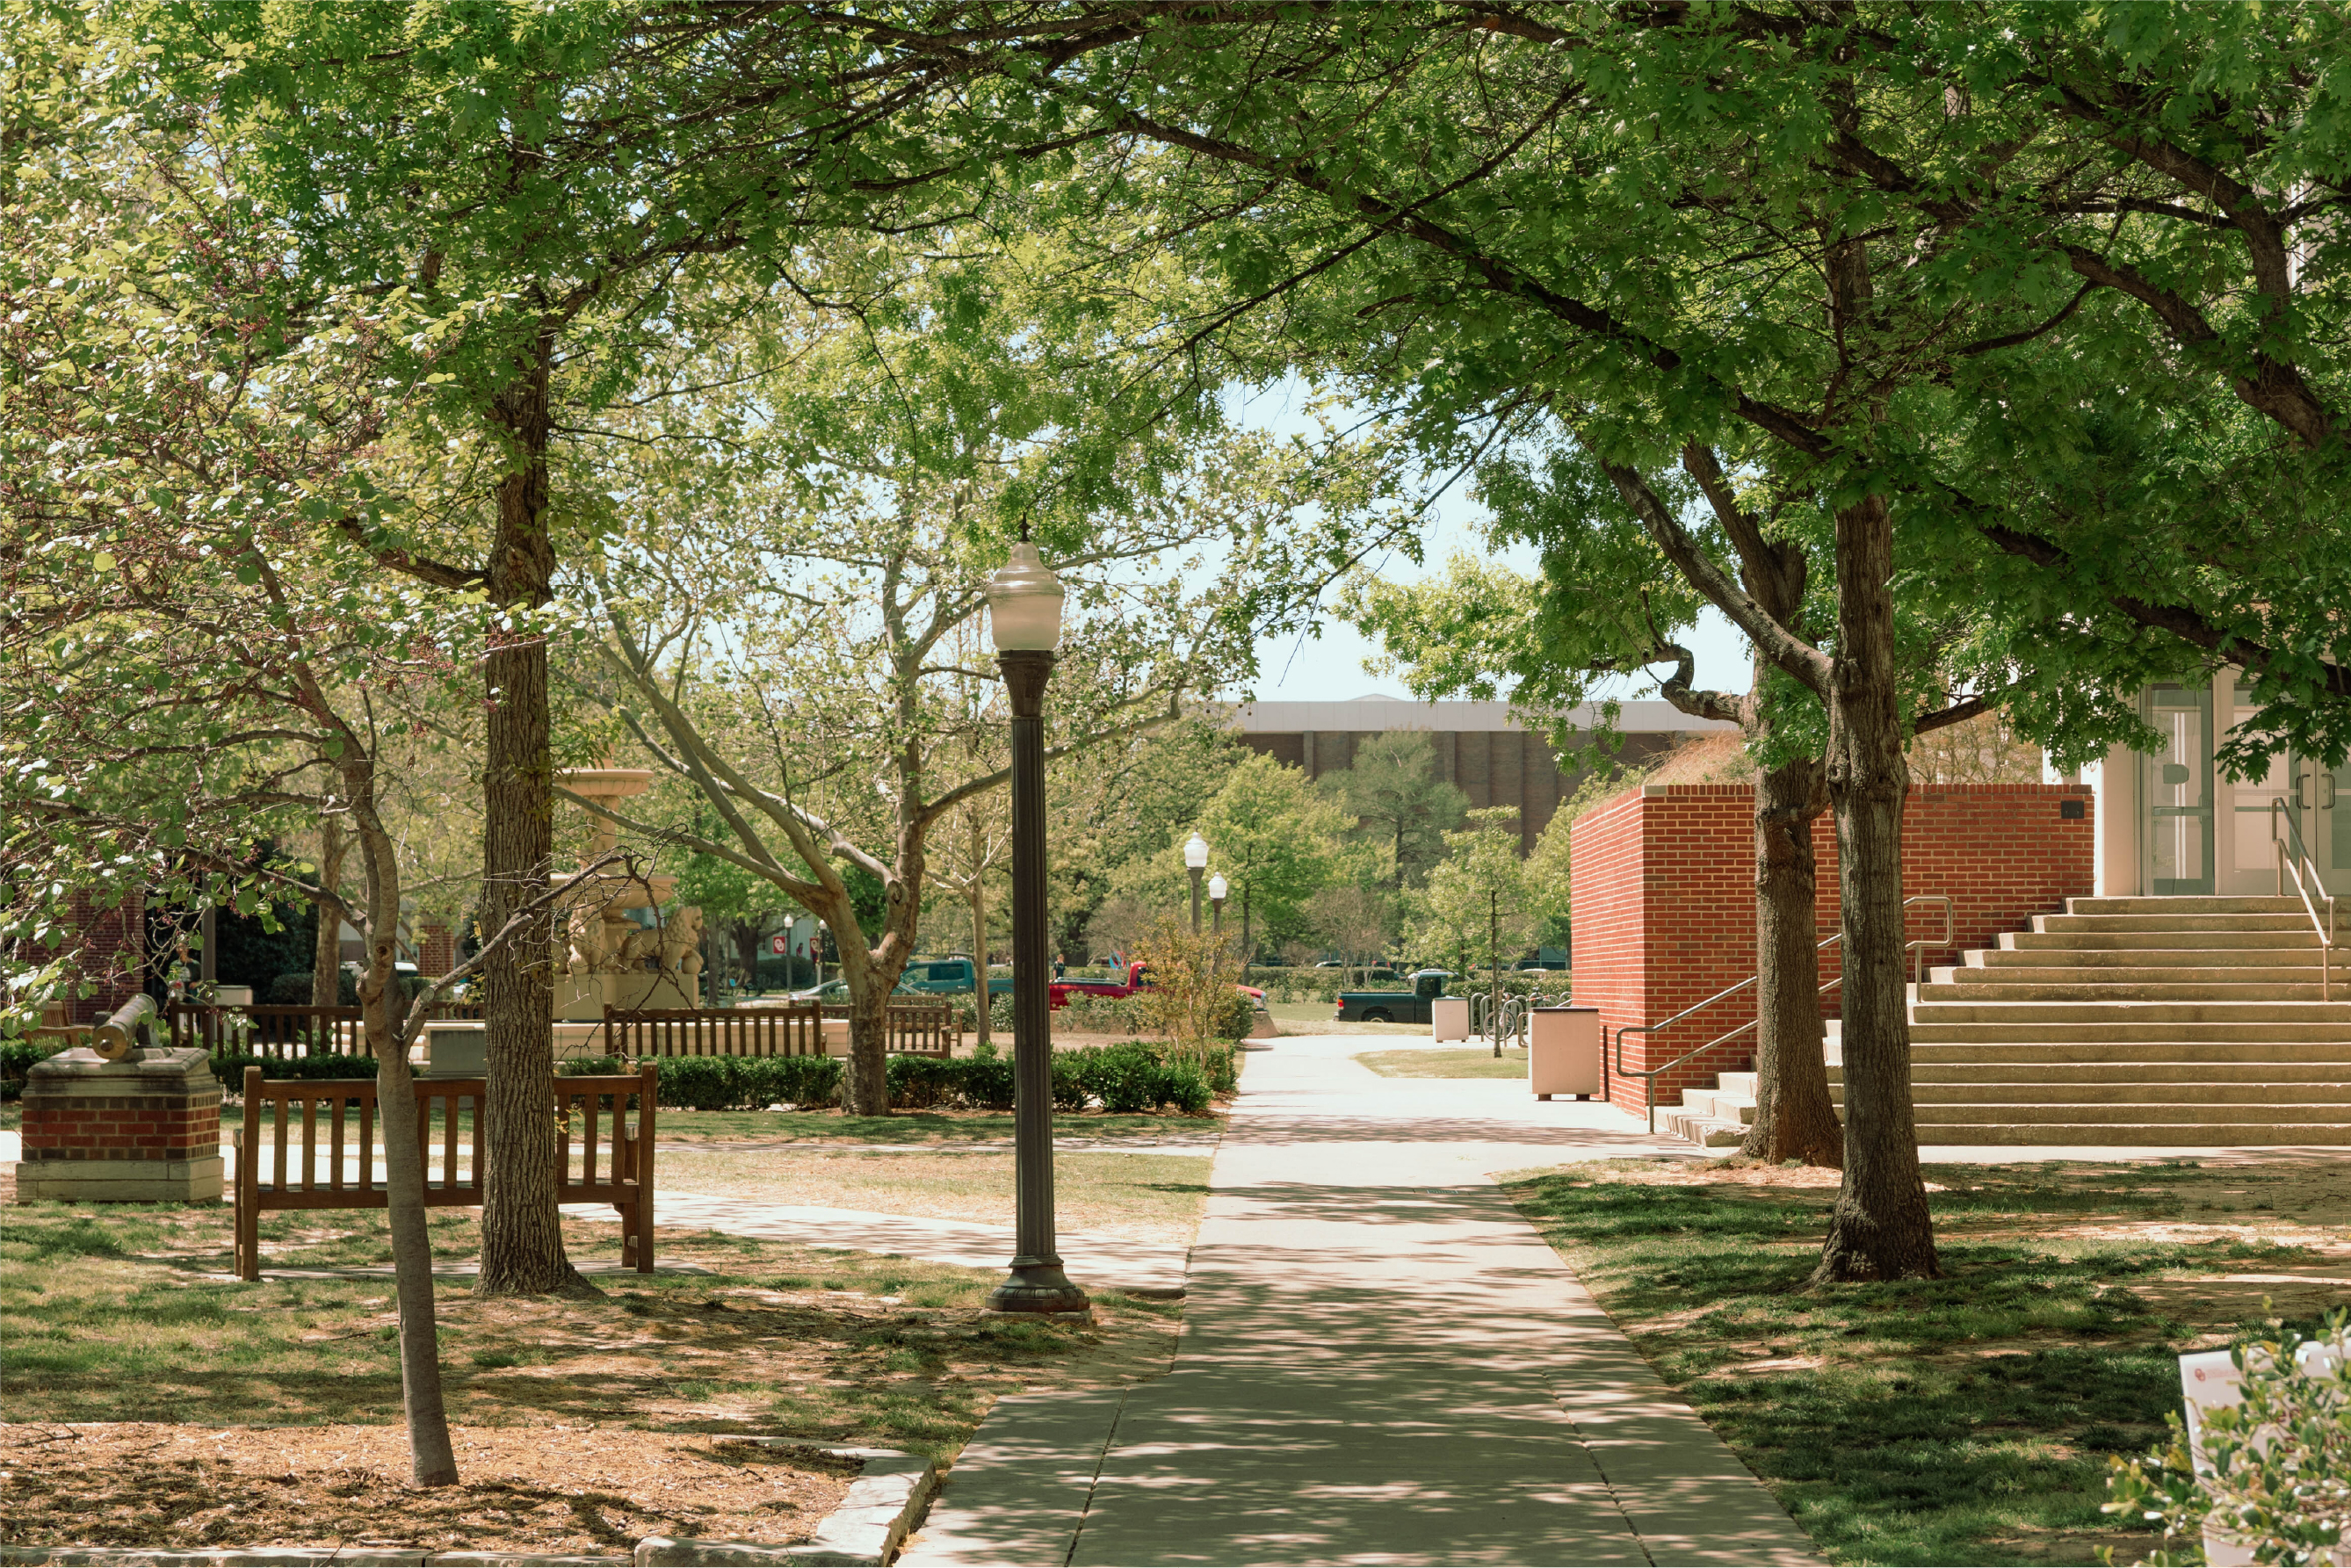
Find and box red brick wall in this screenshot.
[416,923,455,979]
[22,1094,222,1163]
[1571,783,2094,1118]
[45,889,148,1026]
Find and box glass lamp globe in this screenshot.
[1207,873,1228,901]
[984,542,1066,652]
[1183,832,1211,871]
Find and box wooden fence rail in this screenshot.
[170,1003,365,1058]
[233,1064,655,1281]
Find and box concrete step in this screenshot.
[1899,1059,2351,1084]
[2066,896,2311,916]
[1919,981,2340,1002]
[1911,1122,2351,1146]
[1912,1022,2351,1045]
[2036,913,2319,934]
[1830,1095,2351,1125]
[1973,944,2326,967]
[1659,1105,1747,1148]
[1935,965,2327,986]
[1908,1041,2351,1066]
[1900,1080,2351,1106]
[1677,1086,1758,1124]
[1913,1000,2351,1023]
[2003,929,2324,951]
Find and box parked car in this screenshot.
[785,958,1014,1004]
[1333,969,1453,1024]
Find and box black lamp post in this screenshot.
[982,542,1089,1318]
[1185,832,1210,933]
[1209,872,1228,937]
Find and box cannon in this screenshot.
[89,993,158,1062]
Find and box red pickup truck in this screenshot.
[1048,960,1266,1010]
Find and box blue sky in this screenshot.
[1223,380,1752,705]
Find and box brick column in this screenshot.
[18,1047,224,1203]
[416,921,456,978]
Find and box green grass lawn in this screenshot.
[0,1200,1178,1459]
[1354,1047,1529,1079]
[1503,1157,2351,1566]
[655,1147,1212,1242]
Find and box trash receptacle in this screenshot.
[1431,996,1471,1042]
[1530,1005,1601,1100]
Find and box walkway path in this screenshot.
[903,1039,1822,1568]
[572,1193,1190,1299]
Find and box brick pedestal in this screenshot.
[18,1046,224,1203]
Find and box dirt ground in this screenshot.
[0,1423,852,1553]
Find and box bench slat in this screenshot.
[232,1067,655,1280]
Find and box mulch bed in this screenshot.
[0,1422,854,1554]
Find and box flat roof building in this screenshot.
[1227,694,1737,852]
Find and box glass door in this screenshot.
[2145,683,2214,895]
[2287,752,2351,897]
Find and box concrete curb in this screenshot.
[636,1446,938,1566]
[3,1446,941,1568]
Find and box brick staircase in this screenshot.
[1660,895,2351,1148]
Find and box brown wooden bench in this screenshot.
[607,1002,959,1058]
[233,1065,656,1282]
[171,1003,365,1059]
[605,1004,825,1058]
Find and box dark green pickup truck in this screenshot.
[1333,969,1454,1024]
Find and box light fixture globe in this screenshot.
[1207,873,1228,901]
[985,542,1066,653]
[1183,832,1211,871]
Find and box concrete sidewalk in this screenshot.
[905,1041,1821,1567]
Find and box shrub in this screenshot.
[2105,1313,2351,1565]
[212,1051,389,1090]
[1,1040,67,1100]
[1214,991,1257,1042]
[1054,993,1142,1035]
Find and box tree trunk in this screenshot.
[1740,755,1844,1167]
[845,983,890,1116]
[1814,493,1939,1282]
[350,793,457,1486]
[970,865,991,1053]
[312,814,348,1008]
[475,341,584,1297]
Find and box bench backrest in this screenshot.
[238,1065,657,1206]
[605,1005,825,1058]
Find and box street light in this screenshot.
[1184,831,1210,933]
[980,542,1088,1318]
[1208,872,1228,937]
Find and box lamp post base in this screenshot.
[983,1256,1092,1317]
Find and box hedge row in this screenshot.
[559,1040,1230,1116]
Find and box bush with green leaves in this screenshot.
[1,1039,67,1099]
[546,1040,1227,1116]
[2105,1313,2351,1565]
[1054,993,1145,1035]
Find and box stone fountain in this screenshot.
[553,767,701,1022]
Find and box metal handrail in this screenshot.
[1611,892,1957,1132]
[2273,797,2338,1002]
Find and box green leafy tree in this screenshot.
[1411,808,1533,1052]
[1320,732,1469,888]
[1188,753,1353,959]
[872,2,2351,1279]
